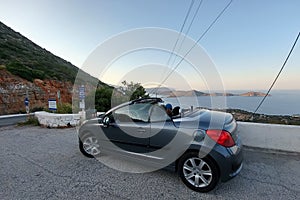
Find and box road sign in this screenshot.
[79,86,85,100]
[24,97,30,114]
[79,100,85,109]
[48,99,57,111]
[24,97,29,106]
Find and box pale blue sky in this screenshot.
[0,0,299,90]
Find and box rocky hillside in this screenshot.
[0,21,105,115]
[0,68,73,114]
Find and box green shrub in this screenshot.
[18,116,40,126]
[31,106,45,112]
[6,61,48,81]
[57,103,72,114]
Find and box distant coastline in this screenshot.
[162,90,300,116]
[147,88,270,98]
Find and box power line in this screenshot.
[169,0,203,67]
[165,0,195,66]
[151,0,195,96]
[252,32,300,115]
[156,0,233,91]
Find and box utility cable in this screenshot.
[252,32,300,116]
[151,0,195,96]
[165,0,195,66]
[155,0,233,92]
[169,0,203,67]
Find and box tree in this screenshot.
[94,87,113,112]
[87,81,149,112]
[119,81,149,100]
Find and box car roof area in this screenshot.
[130,97,163,104]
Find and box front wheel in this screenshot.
[79,133,101,158]
[178,152,219,192]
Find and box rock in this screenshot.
[0,69,73,115]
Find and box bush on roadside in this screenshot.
[0,64,6,70]
[18,116,40,126]
[56,103,72,114]
[31,106,45,113]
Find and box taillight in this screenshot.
[206,130,235,147]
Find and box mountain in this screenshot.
[148,88,269,97]
[239,91,270,97]
[168,90,207,97]
[0,21,100,84]
[145,87,175,94]
[0,21,107,114]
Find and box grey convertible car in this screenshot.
[78,98,243,192]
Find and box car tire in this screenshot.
[178,152,219,192]
[79,133,101,158]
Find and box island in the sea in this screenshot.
[147,88,270,97]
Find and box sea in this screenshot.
[162,90,300,116]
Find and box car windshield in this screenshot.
[113,103,152,123]
[150,104,171,122]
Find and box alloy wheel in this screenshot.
[182,157,213,188]
[83,136,101,156]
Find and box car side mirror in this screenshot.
[103,116,110,127]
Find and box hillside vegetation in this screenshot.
[0,21,99,84]
[0,21,151,114]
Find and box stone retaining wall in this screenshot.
[35,111,81,128]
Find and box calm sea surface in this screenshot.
[162,90,300,116]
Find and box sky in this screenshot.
[0,0,299,90]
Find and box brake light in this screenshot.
[206,130,235,147]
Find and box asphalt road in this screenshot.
[0,126,299,200]
[0,114,33,127]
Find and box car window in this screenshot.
[150,104,171,122]
[113,103,151,123]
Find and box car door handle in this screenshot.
[137,128,146,133]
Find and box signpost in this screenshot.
[79,85,85,110]
[79,85,85,121]
[79,101,85,109]
[79,86,85,100]
[48,99,57,111]
[24,97,29,114]
[57,90,61,103]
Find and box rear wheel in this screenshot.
[178,152,219,192]
[79,133,101,158]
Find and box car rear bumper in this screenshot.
[209,136,243,182]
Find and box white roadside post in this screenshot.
[79,85,86,122]
[57,90,61,104]
[22,85,30,119]
[24,96,29,119]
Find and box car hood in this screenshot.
[172,109,234,130]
